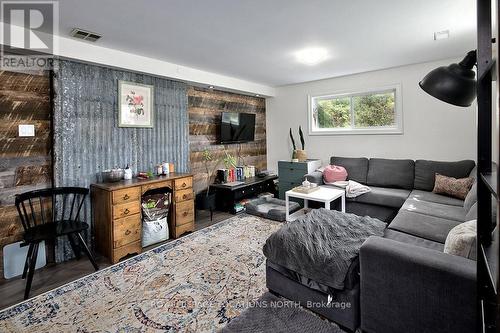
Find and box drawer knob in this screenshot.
[125,229,131,236]
[183,211,189,217]
[182,182,187,188]
[124,208,130,215]
[123,194,130,200]
[182,194,187,199]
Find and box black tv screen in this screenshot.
[220,112,256,144]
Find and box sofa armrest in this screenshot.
[304,170,324,185]
[360,236,476,333]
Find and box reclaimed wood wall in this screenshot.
[0,70,52,279]
[188,87,266,193]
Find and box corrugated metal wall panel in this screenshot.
[52,59,189,261]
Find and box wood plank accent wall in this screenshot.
[188,87,267,193]
[0,70,52,279]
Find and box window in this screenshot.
[308,85,402,135]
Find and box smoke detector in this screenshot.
[70,28,102,42]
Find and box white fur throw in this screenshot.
[444,220,477,260]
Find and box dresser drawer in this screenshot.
[175,200,194,226]
[174,221,194,238]
[174,177,192,190]
[112,240,141,263]
[278,161,309,172]
[279,180,302,191]
[113,215,141,248]
[175,188,194,202]
[142,181,172,195]
[112,201,141,219]
[112,187,141,205]
[279,169,307,183]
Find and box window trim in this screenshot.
[307,84,403,136]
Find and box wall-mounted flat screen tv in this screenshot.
[220,112,256,144]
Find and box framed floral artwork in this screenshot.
[118,81,154,128]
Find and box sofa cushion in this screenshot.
[414,160,476,191]
[465,202,477,220]
[409,190,464,206]
[444,220,477,260]
[401,198,467,222]
[366,158,415,190]
[349,186,410,208]
[383,228,444,251]
[330,156,369,184]
[388,210,462,243]
[345,201,398,223]
[463,183,477,212]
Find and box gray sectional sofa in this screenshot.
[306,156,476,223]
[299,157,478,332]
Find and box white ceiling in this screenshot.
[55,0,476,86]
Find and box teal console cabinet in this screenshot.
[278,159,322,200]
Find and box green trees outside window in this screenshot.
[313,90,396,130]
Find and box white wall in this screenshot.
[266,58,477,170]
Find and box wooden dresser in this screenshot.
[91,173,194,263]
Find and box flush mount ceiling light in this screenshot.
[294,47,329,66]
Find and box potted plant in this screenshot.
[195,149,219,219]
[222,150,237,169]
[290,126,307,161]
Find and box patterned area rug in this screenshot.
[0,214,281,332]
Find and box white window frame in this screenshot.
[308,84,403,135]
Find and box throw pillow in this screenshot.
[432,173,474,200]
[323,165,348,183]
[444,220,477,260]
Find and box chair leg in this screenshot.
[67,234,82,260]
[24,242,39,300]
[76,233,99,271]
[22,243,34,279]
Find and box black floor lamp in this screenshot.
[419,50,477,107]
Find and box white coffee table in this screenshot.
[285,186,345,222]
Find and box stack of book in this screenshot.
[217,165,256,183]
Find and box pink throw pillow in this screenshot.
[323,165,348,183]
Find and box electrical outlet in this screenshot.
[18,124,35,137]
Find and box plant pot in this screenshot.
[295,150,307,162]
[196,191,217,210]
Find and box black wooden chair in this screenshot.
[15,187,99,299]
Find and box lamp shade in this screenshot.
[419,50,477,107]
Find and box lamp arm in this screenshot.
[459,50,477,69]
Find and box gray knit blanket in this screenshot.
[263,208,386,290]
